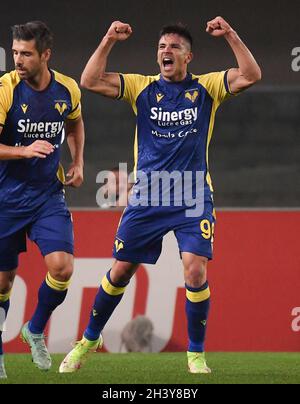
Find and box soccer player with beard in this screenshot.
[60,17,261,374]
[0,21,84,378]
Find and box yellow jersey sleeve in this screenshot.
[0,73,15,126]
[118,74,160,114]
[53,71,82,120]
[67,81,81,120]
[196,71,232,108]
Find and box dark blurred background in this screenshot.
[1,0,299,207]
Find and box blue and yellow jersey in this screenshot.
[0,69,81,214]
[118,71,232,204]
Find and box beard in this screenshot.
[16,65,40,81]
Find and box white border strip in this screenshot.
[69,207,300,212]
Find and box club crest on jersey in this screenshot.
[21,104,28,114]
[115,239,124,253]
[185,90,199,103]
[156,93,165,103]
[55,102,67,115]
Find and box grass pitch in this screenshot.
[0,353,299,384]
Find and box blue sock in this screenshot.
[0,297,10,355]
[186,281,211,353]
[84,270,129,341]
[29,273,70,334]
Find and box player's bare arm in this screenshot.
[64,116,85,187]
[206,16,262,93]
[0,126,54,160]
[80,21,132,98]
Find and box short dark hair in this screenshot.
[11,21,53,55]
[159,23,193,50]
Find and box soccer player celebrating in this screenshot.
[0,21,84,378]
[60,17,261,374]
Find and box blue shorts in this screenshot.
[113,202,216,264]
[0,193,74,271]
